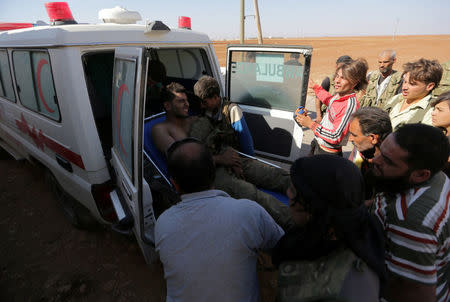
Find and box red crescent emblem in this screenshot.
[116,83,129,157]
[36,59,55,113]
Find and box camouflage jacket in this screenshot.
[277,248,369,302]
[433,60,450,97]
[188,101,240,155]
[359,70,402,108]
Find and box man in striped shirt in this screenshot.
[370,124,450,302]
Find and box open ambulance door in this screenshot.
[226,45,312,163]
[111,47,157,263]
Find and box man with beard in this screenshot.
[370,124,450,302]
[359,49,403,108]
[348,107,392,199]
[349,107,392,169]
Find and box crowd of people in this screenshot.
[150,51,450,302]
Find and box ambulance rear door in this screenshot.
[111,46,157,263]
[226,45,312,163]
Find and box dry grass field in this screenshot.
[213,35,450,82]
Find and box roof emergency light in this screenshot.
[178,16,191,30]
[45,2,77,25]
[99,6,142,24]
[0,23,34,31]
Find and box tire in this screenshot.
[45,170,98,230]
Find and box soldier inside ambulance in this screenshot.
[145,59,167,116]
[272,155,386,302]
[359,49,403,108]
[152,80,294,231]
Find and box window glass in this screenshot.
[0,50,16,102]
[157,48,210,80]
[31,51,60,120]
[229,51,305,111]
[13,51,38,111]
[112,58,136,178]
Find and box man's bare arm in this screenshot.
[152,123,175,155]
[383,273,436,302]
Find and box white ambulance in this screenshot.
[0,3,312,263]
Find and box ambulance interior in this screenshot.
[82,47,309,227]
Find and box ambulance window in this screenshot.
[156,48,211,88]
[13,51,38,111]
[112,58,136,179]
[31,52,60,120]
[228,50,305,111]
[0,50,16,102]
[12,50,60,121]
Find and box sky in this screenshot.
[1,0,450,40]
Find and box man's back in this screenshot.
[155,189,284,302]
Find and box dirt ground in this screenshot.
[1,35,449,301]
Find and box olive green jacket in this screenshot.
[359,70,402,108]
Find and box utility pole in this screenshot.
[393,18,399,40]
[240,0,245,44]
[253,0,263,44]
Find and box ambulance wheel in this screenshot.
[45,171,97,230]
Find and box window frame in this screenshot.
[0,49,17,103]
[112,56,138,181]
[11,48,61,122]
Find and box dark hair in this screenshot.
[193,76,220,100]
[352,107,393,141]
[337,58,368,91]
[431,90,450,108]
[148,60,167,83]
[278,155,386,283]
[403,58,443,86]
[394,124,449,176]
[167,138,215,193]
[336,55,352,65]
[160,82,186,109]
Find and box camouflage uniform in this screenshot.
[277,248,379,302]
[188,102,294,231]
[359,70,403,109]
[432,60,450,97]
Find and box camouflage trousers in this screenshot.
[214,158,295,231]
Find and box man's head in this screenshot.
[167,138,215,194]
[378,49,396,76]
[290,53,300,60]
[335,58,368,93]
[161,82,189,117]
[371,124,449,193]
[193,76,222,115]
[349,107,392,157]
[401,59,443,102]
[335,55,353,67]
